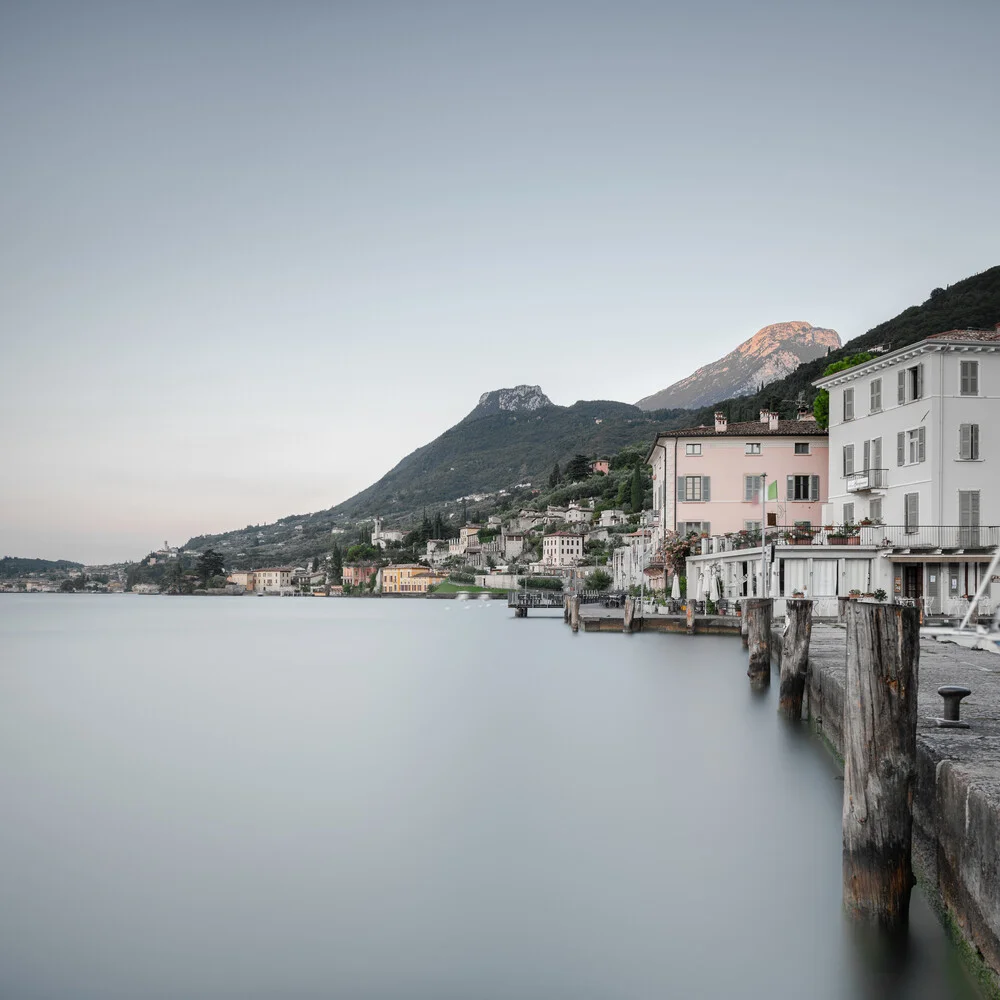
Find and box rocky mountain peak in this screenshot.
[636,321,841,411]
[468,385,553,419]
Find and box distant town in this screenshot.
[5,324,1000,621]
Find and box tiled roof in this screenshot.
[653,420,827,438]
[926,328,1000,343]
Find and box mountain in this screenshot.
[0,556,84,578]
[635,321,841,410]
[466,385,553,419]
[680,265,1000,427]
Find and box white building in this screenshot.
[371,516,405,549]
[253,567,294,593]
[612,530,652,591]
[815,326,1000,612]
[565,503,593,524]
[598,509,627,527]
[542,531,583,567]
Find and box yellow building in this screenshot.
[380,564,448,594]
[227,571,255,592]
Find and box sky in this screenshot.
[1,0,998,564]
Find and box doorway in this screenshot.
[904,565,923,601]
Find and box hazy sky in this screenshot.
[2,1,998,563]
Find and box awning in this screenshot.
[881,551,997,563]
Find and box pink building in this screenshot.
[342,563,378,588]
[590,459,611,475]
[645,410,829,542]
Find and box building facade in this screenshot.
[253,567,293,593]
[646,411,829,548]
[542,531,584,567]
[380,565,447,594]
[815,326,1000,611]
[342,563,378,589]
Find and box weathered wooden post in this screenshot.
[745,597,772,689]
[685,597,695,634]
[838,595,849,622]
[571,595,581,633]
[842,602,919,927]
[740,598,749,647]
[623,597,634,633]
[779,598,812,718]
[564,594,570,623]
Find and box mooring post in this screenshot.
[779,598,812,718]
[571,595,581,633]
[685,597,695,634]
[564,594,570,623]
[842,602,919,927]
[740,599,749,648]
[837,595,849,622]
[623,597,634,633]
[745,597,773,689]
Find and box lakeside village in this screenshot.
[7,325,1000,621]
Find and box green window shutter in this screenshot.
[810,475,820,502]
[678,476,685,501]
[786,475,794,500]
[702,476,711,501]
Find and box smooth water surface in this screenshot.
[0,595,983,998]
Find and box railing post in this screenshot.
[745,598,772,689]
[779,598,812,718]
[842,603,919,927]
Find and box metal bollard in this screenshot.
[934,685,972,728]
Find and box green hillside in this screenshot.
[685,265,1000,426]
[329,399,690,520]
[0,556,84,578]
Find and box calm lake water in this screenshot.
[0,594,984,999]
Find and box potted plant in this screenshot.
[873,588,888,602]
[848,589,861,599]
[791,589,805,598]
[844,522,861,545]
[828,525,848,545]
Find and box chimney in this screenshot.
[760,409,769,424]
[768,411,779,431]
[714,411,727,433]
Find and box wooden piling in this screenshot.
[740,599,749,648]
[745,598,772,689]
[570,596,581,633]
[837,596,849,622]
[778,598,812,718]
[564,595,570,623]
[842,602,919,927]
[685,598,695,635]
[623,597,634,633]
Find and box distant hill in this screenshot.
[0,556,84,578]
[682,265,1000,427]
[636,321,841,410]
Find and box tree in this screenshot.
[548,462,561,488]
[630,464,642,512]
[566,453,590,481]
[585,568,613,591]
[330,544,343,585]
[311,556,320,573]
[197,549,225,585]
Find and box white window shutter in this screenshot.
[810,475,820,502]
[897,431,905,466]
[897,370,906,404]
[918,426,926,462]
[786,475,794,500]
[916,364,924,399]
[678,476,685,501]
[702,477,711,501]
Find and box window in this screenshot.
[794,442,810,455]
[744,520,761,532]
[906,427,926,465]
[897,363,924,404]
[843,502,855,525]
[843,443,855,476]
[959,423,980,460]
[745,442,761,455]
[744,474,761,503]
[960,360,979,396]
[679,476,710,502]
[843,387,855,421]
[870,378,882,412]
[904,493,919,533]
[678,522,710,536]
[869,497,883,522]
[685,443,702,456]
[786,474,820,501]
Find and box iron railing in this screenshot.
[846,468,888,492]
[861,525,1000,550]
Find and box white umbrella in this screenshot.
[697,573,707,601]
[710,573,721,602]
[671,573,681,601]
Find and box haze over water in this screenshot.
[0,596,983,998]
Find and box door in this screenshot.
[926,563,941,615]
[904,565,922,601]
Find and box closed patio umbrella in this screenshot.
[671,573,681,601]
[710,572,721,603]
[697,573,707,601]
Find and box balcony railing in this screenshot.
[846,468,888,492]
[690,524,1000,555]
[860,524,1000,550]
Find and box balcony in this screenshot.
[860,524,1000,551]
[845,468,887,492]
